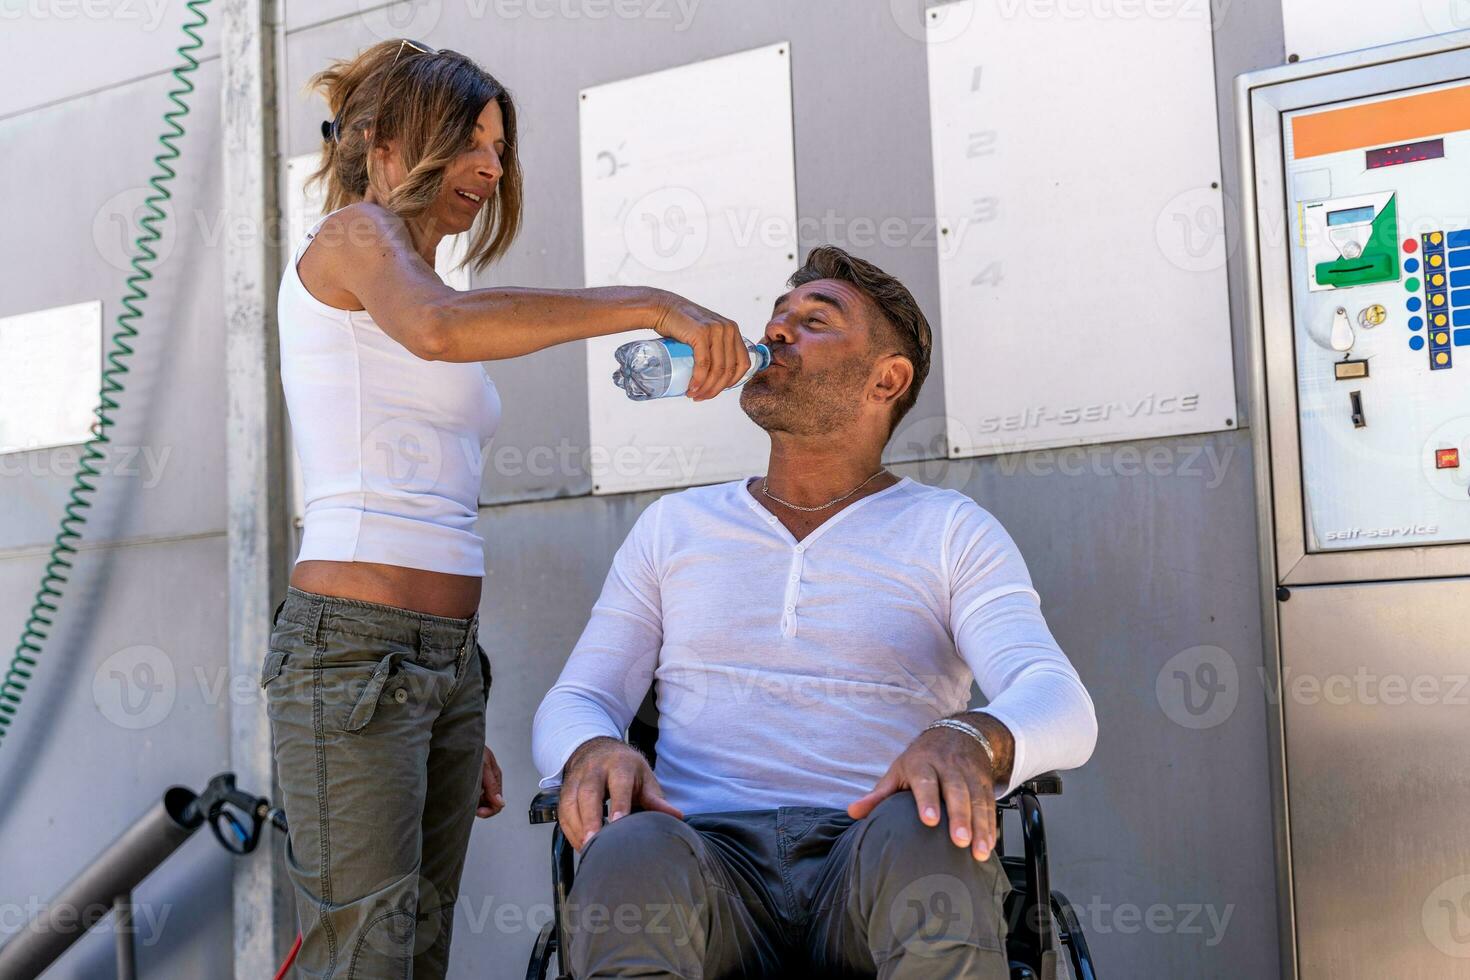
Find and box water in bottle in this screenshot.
[612,338,772,400]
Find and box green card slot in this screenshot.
[1316,253,1396,286]
[1314,194,1400,288]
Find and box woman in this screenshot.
[260,38,748,978]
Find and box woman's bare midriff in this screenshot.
[291,560,482,620]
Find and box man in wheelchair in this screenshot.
[532,245,1098,979]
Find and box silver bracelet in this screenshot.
[925,717,997,769]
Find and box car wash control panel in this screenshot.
[1285,81,1470,552]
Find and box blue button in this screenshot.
[1455,308,1470,326]
[1448,230,1470,249]
[1456,329,1470,347]
[1409,315,1424,331]
[1454,288,1470,307]
[1453,268,1470,288]
[1405,257,1421,274]
[1410,335,1426,350]
[1407,296,1423,312]
[1450,249,1470,268]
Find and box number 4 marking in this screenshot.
[971,262,1003,287]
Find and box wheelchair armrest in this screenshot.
[1001,771,1062,803]
[1022,771,1062,796]
[530,787,560,825]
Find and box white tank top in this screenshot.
[278,207,500,576]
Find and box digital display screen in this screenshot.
[1366,137,1446,169]
[1327,205,1375,226]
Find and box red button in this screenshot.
[1436,448,1460,469]
[1404,238,1419,254]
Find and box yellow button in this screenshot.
[1436,313,1448,326]
[1432,232,1444,245]
[1436,332,1449,344]
[1436,352,1450,365]
[1433,274,1445,286]
[1433,294,1446,306]
[1431,254,1444,267]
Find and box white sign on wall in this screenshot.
[1282,0,1464,62]
[926,0,1236,457]
[580,42,798,494]
[0,301,103,455]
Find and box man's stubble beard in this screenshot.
[739,352,873,438]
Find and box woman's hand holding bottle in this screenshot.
[647,290,747,400]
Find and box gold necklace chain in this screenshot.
[760,469,888,513]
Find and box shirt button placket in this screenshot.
[782,545,804,637]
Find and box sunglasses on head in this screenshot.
[390,37,436,67]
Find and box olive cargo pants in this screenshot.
[262,587,492,979]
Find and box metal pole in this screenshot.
[0,788,202,978]
[220,1,293,977]
[114,893,136,980]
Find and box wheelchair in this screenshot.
[527,711,1097,980]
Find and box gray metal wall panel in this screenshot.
[0,5,221,119]
[0,534,233,979]
[0,63,227,553]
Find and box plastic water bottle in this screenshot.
[612,338,772,401]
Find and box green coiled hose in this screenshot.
[0,0,211,748]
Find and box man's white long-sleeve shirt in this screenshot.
[532,476,1097,815]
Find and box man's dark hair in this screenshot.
[788,245,933,432]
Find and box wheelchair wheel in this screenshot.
[1052,889,1096,980]
[526,920,560,980]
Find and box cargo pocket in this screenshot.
[476,643,492,705]
[259,649,287,689]
[345,650,406,732]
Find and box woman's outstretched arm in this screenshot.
[328,201,750,399]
